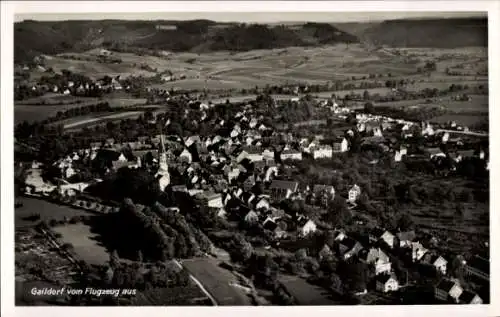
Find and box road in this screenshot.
[172,259,218,306]
[435,129,488,137]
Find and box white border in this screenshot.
[2,1,499,317]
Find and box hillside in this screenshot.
[334,17,487,48]
[14,20,358,63]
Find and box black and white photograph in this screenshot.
[1,1,498,315]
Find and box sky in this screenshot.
[14,11,487,23]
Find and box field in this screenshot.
[15,95,147,124]
[277,274,342,305]
[38,44,488,92]
[15,197,94,228]
[53,223,111,266]
[180,257,253,305]
[430,114,488,127]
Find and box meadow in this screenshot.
[15,197,94,228]
[53,223,111,266]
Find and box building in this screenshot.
[155,134,170,191]
[269,180,299,201]
[280,150,303,161]
[458,290,483,304]
[434,279,463,303]
[198,192,223,209]
[255,197,270,211]
[431,255,448,275]
[465,255,489,281]
[338,237,363,260]
[244,210,259,224]
[298,218,317,237]
[370,228,395,248]
[333,137,349,153]
[376,274,399,293]
[179,148,193,164]
[396,231,416,248]
[411,242,428,262]
[348,184,361,203]
[312,145,333,159]
[425,147,446,160]
[312,184,335,198]
[359,248,391,275]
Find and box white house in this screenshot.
[432,256,448,275]
[333,137,349,153]
[442,132,450,143]
[313,145,333,159]
[348,184,361,203]
[280,150,302,161]
[262,149,275,160]
[376,274,399,293]
[244,210,259,224]
[299,219,317,237]
[179,148,193,164]
[255,197,270,211]
[64,166,76,179]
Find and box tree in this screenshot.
[363,90,370,101]
[364,102,375,114]
[397,213,414,231]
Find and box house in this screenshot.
[243,175,256,192]
[396,231,416,248]
[269,180,299,201]
[318,244,334,261]
[312,184,335,198]
[348,184,361,203]
[197,192,223,209]
[376,274,399,293]
[465,255,489,281]
[262,148,275,160]
[280,150,303,161]
[255,197,270,211]
[430,255,448,275]
[178,148,192,164]
[238,147,264,162]
[411,242,428,262]
[298,218,317,237]
[338,237,363,260]
[359,248,392,275]
[312,145,333,159]
[434,279,463,303]
[370,228,395,248]
[244,210,259,224]
[332,137,349,153]
[458,290,483,304]
[425,147,446,160]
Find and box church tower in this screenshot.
[156,132,170,190]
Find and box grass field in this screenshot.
[16,197,94,228]
[430,114,488,126]
[15,96,147,124]
[180,257,253,306]
[53,223,111,266]
[277,274,342,305]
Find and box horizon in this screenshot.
[14,11,487,23]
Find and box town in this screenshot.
[13,16,489,306]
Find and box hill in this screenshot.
[14,20,358,63]
[334,17,487,48]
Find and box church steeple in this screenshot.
[156,128,170,190]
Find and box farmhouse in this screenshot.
[430,255,448,275]
[375,274,399,293]
[312,184,335,198]
[197,191,223,209]
[359,248,391,275]
[312,145,333,159]
[370,228,395,248]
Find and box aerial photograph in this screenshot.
[12,11,489,306]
